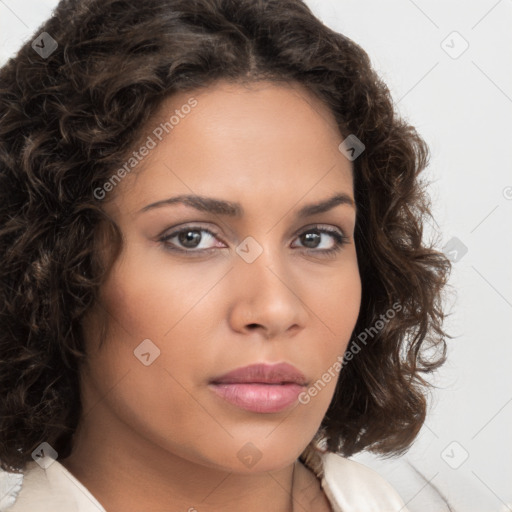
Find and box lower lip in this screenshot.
[209,383,304,413]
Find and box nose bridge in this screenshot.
[235,233,286,290]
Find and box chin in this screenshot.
[197,435,309,474]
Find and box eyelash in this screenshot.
[158,224,350,258]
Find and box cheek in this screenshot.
[305,259,362,400]
[316,256,362,346]
[85,249,220,410]
[101,242,227,339]
[81,287,214,455]
[100,260,181,338]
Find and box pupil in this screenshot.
[179,230,201,248]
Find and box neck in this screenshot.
[61,407,306,512]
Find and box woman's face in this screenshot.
[80,80,362,473]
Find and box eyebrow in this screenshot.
[137,192,356,218]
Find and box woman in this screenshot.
[0,0,451,510]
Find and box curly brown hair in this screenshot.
[0,0,451,473]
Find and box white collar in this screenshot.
[3,450,408,512]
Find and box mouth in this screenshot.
[208,363,308,413]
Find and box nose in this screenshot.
[227,242,309,340]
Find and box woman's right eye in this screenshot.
[159,226,225,254]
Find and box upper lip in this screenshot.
[210,363,307,386]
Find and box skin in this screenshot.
[62,80,362,512]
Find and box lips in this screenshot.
[209,363,308,413]
[210,362,307,386]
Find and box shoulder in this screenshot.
[0,469,22,511]
[1,460,105,512]
[1,462,49,512]
[317,451,410,512]
[1,461,68,512]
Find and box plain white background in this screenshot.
[0,1,511,511]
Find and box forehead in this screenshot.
[110,80,353,215]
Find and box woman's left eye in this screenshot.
[159,225,349,256]
[291,226,349,254]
